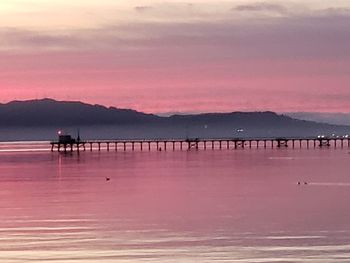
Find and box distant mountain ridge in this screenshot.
[0,99,159,126]
[286,112,350,126]
[0,98,316,127]
[0,99,349,140]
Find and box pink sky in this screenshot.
[0,1,350,113]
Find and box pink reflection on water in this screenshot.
[0,148,350,261]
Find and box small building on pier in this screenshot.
[58,134,76,144]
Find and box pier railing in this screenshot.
[50,136,350,152]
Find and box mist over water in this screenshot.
[1,145,350,262]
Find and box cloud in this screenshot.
[233,2,287,15]
[134,6,153,12]
[320,7,350,16]
[1,10,350,63]
[0,28,87,51]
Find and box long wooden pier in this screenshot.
[50,136,350,152]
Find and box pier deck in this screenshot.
[50,137,350,152]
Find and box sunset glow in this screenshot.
[1,0,350,113]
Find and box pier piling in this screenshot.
[50,136,350,153]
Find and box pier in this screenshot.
[50,136,350,152]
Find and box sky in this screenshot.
[0,0,350,114]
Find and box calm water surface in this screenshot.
[0,145,350,262]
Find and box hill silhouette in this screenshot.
[0,99,159,126]
[0,99,348,140]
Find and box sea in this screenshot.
[0,141,350,262]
